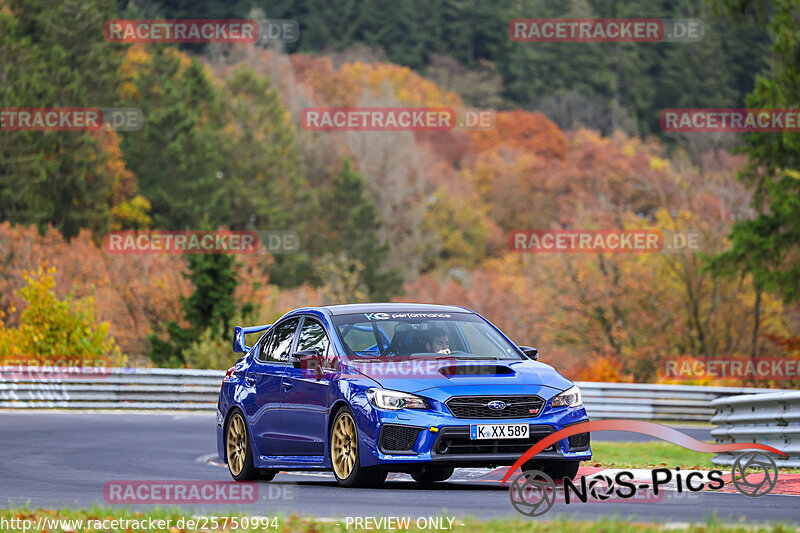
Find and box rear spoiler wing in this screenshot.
[233,324,272,353]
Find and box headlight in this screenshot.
[551,385,582,408]
[367,388,429,410]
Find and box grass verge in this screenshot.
[588,441,800,472]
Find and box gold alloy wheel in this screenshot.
[331,412,358,479]
[227,412,247,476]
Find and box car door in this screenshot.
[278,315,331,457]
[245,318,299,458]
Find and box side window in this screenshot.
[298,317,339,370]
[341,322,384,352]
[264,318,300,363]
[256,332,273,362]
[297,318,330,355]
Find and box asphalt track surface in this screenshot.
[1,412,796,524]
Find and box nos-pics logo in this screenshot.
[502,420,783,517]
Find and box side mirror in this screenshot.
[519,346,539,360]
[291,349,323,380]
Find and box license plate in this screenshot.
[470,423,529,440]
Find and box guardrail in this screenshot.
[0,368,783,422]
[578,381,777,422]
[711,391,800,468]
[0,368,224,410]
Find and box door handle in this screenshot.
[244,376,256,385]
[282,378,293,391]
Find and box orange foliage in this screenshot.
[398,259,533,345]
[339,61,462,108]
[572,355,633,383]
[233,249,279,308]
[289,55,463,109]
[468,110,567,160]
[464,128,685,237]
[0,223,190,355]
[0,224,312,356]
[765,332,800,354]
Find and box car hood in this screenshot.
[347,358,572,396]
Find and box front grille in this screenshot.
[445,395,545,419]
[379,424,421,454]
[432,425,555,457]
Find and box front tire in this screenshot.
[226,409,259,481]
[330,407,387,488]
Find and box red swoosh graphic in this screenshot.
[500,419,786,486]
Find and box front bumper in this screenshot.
[358,402,592,468]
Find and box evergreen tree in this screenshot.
[215,66,315,287]
[120,51,226,229]
[0,0,130,238]
[216,66,306,231]
[320,160,403,302]
[149,253,240,367]
[710,0,800,303]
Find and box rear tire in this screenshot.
[410,466,454,485]
[523,460,580,481]
[330,406,387,488]
[226,409,258,481]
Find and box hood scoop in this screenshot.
[439,364,515,377]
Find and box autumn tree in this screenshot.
[0,266,118,363]
[0,223,192,355]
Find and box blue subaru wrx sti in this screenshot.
[217,303,591,487]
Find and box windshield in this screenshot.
[330,312,524,361]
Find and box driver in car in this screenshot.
[425,327,451,355]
